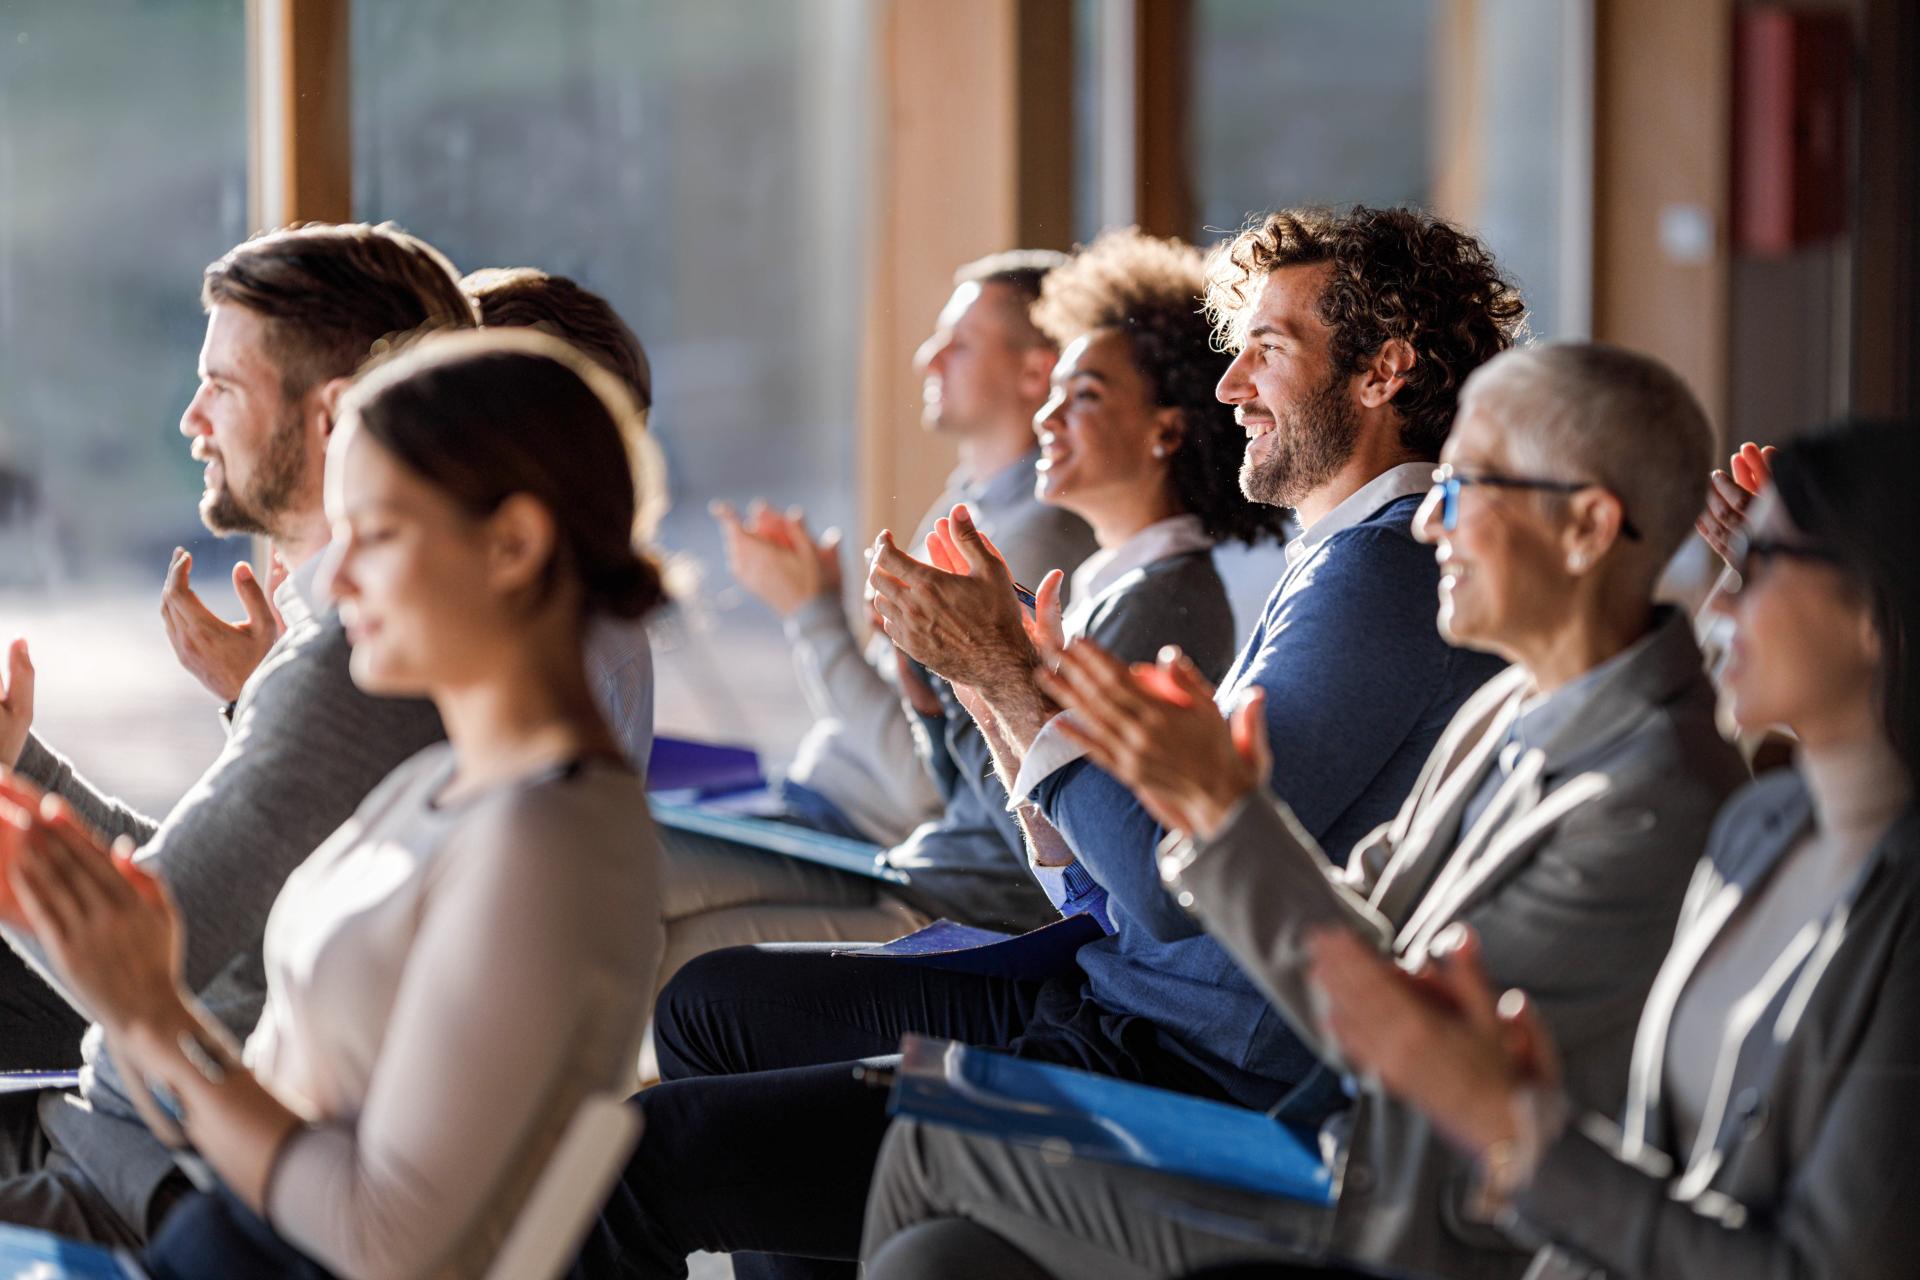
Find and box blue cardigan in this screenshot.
[1032,493,1506,1108]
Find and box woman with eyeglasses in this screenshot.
[860,343,1751,1280]
[1302,415,1920,1279]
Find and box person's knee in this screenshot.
[652,944,776,1080]
[867,1218,1052,1280]
[863,1118,936,1247]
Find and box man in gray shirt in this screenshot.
[0,222,474,1245]
[660,254,1097,967]
[715,251,1097,848]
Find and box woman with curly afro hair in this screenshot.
[881,227,1289,934]
[837,227,1289,933]
[1023,226,1289,663]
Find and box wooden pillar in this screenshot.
[1430,0,1484,229]
[1852,0,1919,418]
[858,0,1075,540]
[1590,0,1733,434]
[1134,0,1194,239]
[247,0,351,230]
[1018,0,1077,248]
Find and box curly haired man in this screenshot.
[574,207,1525,1280]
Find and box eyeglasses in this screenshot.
[1723,530,1845,593]
[1429,464,1643,540]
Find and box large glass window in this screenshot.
[353,0,873,758]
[1184,0,1588,340]
[0,1,248,812]
[1190,0,1436,231]
[1077,0,1590,339]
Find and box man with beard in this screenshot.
[574,207,1523,1279]
[0,222,470,1245]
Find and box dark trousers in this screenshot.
[1184,1265,1399,1279]
[143,1187,337,1280]
[865,1221,1397,1280]
[0,944,87,1071]
[575,944,1045,1280]
[574,943,1274,1280]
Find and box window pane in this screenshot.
[353,0,873,756]
[1183,0,1586,338]
[0,1,248,811]
[1474,0,1579,338]
[1190,0,1436,232]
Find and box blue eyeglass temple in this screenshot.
[1439,476,1464,530]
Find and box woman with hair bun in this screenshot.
[0,330,666,1279]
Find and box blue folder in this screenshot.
[645,735,907,884]
[889,1035,1336,1206]
[0,1223,143,1278]
[650,802,908,884]
[0,1071,81,1095]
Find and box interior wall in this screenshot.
[1851,0,1918,418]
[1592,0,1733,436]
[1725,0,1856,446]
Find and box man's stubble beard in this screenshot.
[1238,368,1362,510]
[200,398,309,539]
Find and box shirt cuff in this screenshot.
[1006,714,1089,807]
[12,732,56,786]
[1157,791,1256,887]
[1027,861,1113,931]
[782,594,850,644]
[1027,861,1076,912]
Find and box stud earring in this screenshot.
[1569,552,1590,572]
[1152,444,1168,459]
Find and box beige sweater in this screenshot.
[251,744,661,1279]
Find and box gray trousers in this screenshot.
[861,1119,1338,1280]
[0,1091,148,1247]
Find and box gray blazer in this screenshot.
[1164,608,1748,1280]
[1518,774,1920,1280]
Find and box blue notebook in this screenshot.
[842,913,1102,981]
[0,1223,144,1278]
[645,735,765,797]
[889,1036,1335,1206]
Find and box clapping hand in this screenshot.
[1695,442,1777,565]
[1,785,183,1037]
[866,504,1037,690]
[713,500,843,619]
[0,640,33,769]
[1034,639,1268,840]
[1306,925,1561,1159]
[161,550,285,704]
[923,517,1066,661]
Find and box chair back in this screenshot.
[482,1093,641,1280]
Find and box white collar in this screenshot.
[1284,462,1435,568]
[1068,513,1214,606]
[276,547,330,630]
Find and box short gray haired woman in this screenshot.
[861,342,1751,1280]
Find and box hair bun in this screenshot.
[587,551,666,621]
